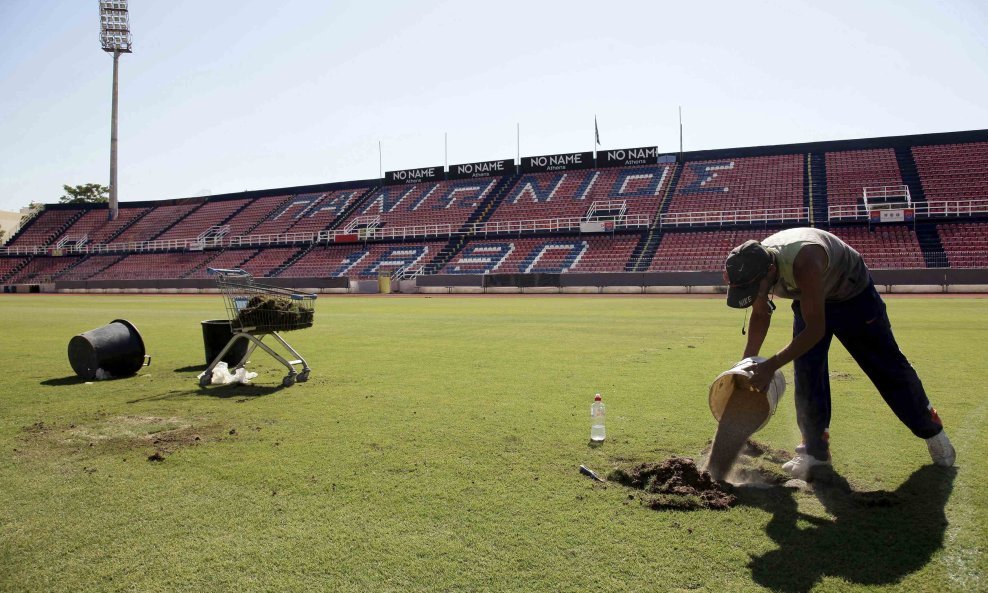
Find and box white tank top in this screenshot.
[762,227,870,302]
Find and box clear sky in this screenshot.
[0,0,985,212]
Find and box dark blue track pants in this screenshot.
[791,280,942,460]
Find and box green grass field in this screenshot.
[1,294,985,593]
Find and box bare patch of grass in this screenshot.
[16,414,224,461]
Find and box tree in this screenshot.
[60,183,109,204]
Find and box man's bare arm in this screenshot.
[749,245,828,389]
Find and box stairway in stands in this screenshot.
[892,146,941,265]
[53,254,125,281]
[0,257,34,284]
[271,246,313,277]
[894,146,927,205]
[462,173,521,228]
[412,174,518,276]
[628,161,683,271]
[101,208,152,244]
[325,186,381,231]
[807,153,829,228]
[915,223,947,268]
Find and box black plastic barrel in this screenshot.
[201,320,248,367]
[68,319,149,380]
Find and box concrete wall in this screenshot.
[414,269,988,294]
[3,269,985,295]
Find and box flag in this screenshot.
[594,117,601,146]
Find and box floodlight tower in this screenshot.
[99,0,132,221]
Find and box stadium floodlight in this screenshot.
[99,0,132,221]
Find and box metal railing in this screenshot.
[660,207,808,227]
[829,198,988,221]
[2,201,985,258]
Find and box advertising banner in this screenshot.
[520,151,594,173]
[385,166,444,185]
[579,221,615,233]
[597,146,660,168]
[448,159,514,180]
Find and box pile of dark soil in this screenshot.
[609,457,737,510]
[237,296,313,330]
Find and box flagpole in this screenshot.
[378,140,383,179]
[444,132,448,172]
[516,123,520,166]
[679,106,683,158]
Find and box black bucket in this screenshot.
[68,319,150,380]
[201,319,248,367]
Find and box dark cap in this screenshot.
[725,240,772,308]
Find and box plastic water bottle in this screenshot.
[590,393,606,442]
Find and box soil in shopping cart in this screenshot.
[237,296,313,329]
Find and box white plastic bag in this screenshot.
[198,361,258,385]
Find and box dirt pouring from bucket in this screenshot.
[705,384,771,482]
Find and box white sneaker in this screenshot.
[782,453,830,480]
[926,430,956,467]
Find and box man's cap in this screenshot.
[725,240,772,309]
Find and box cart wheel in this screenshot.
[199,375,211,388]
[282,375,296,388]
[297,370,310,383]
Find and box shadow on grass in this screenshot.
[738,465,956,593]
[40,376,90,386]
[174,365,207,373]
[124,383,284,403]
[41,375,142,386]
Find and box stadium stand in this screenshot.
[648,229,753,272]
[110,202,201,244]
[279,241,448,279]
[237,247,304,277]
[51,206,149,247]
[937,222,988,268]
[0,257,29,281]
[223,194,296,238]
[3,130,986,291]
[831,225,926,269]
[5,256,83,284]
[153,198,250,242]
[91,252,215,280]
[6,208,85,248]
[248,189,368,237]
[825,149,903,208]
[184,249,261,278]
[53,255,126,281]
[912,142,988,202]
[335,179,499,235]
[487,165,670,227]
[666,155,803,215]
[441,235,640,274]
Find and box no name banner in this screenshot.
[521,151,595,173]
[385,166,444,185]
[448,159,514,180]
[597,146,660,168]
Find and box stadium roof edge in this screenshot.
[40,177,383,211]
[36,128,987,211]
[679,128,988,161]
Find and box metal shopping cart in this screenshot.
[200,268,317,388]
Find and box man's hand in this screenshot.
[748,358,779,392]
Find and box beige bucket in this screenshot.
[708,356,786,433]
